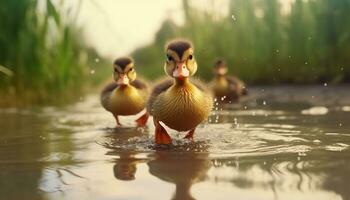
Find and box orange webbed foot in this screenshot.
[135,112,149,127]
[184,128,196,140]
[154,120,172,145]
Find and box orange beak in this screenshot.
[173,62,190,79]
[117,73,129,85]
[216,67,227,75]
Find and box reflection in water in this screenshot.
[148,148,210,200]
[113,152,138,181]
[1,90,350,200]
[106,127,148,181]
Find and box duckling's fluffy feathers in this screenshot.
[226,75,247,95]
[147,78,211,115]
[101,79,148,115]
[147,78,213,131]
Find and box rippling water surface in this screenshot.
[1,86,350,200]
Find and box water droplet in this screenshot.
[233,118,238,127]
[340,67,344,71]
[305,62,308,65]
[324,83,328,87]
[339,123,342,127]
[276,49,279,53]
[231,15,236,21]
[95,58,100,63]
[90,69,95,74]
[263,101,267,105]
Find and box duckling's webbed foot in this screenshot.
[135,112,149,127]
[113,114,122,127]
[154,119,172,145]
[184,128,196,140]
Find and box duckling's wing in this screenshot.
[131,79,148,90]
[147,79,174,114]
[100,81,119,110]
[226,76,248,95]
[150,79,174,96]
[191,78,212,93]
[101,82,118,95]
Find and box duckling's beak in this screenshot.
[173,62,189,79]
[117,73,129,85]
[216,67,227,75]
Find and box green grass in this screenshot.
[0,0,108,106]
[132,0,350,84]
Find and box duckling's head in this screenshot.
[164,39,197,80]
[213,58,228,76]
[113,57,137,86]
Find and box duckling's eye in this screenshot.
[129,67,134,72]
[189,54,193,60]
[167,55,173,62]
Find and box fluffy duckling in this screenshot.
[101,57,149,127]
[147,40,213,145]
[211,59,247,103]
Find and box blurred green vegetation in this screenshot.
[0,0,108,106]
[133,0,350,84]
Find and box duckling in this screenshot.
[147,39,213,145]
[211,58,247,103]
[101,57,149,127]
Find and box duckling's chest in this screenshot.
[213,77,229,97]
[154,85,212,131]
[108,86,146,115]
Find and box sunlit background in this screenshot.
[0,0,349,105]
[1,1,350,200]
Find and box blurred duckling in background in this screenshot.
[147,39,213,145]
[211,59,247,103]
[101,57,149,127]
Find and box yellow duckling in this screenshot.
[211,58,247,103]
[147,39,213,144]
[101,57,149,127]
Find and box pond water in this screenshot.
[1,85,350,200]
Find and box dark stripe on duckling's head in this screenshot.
[214,58,227,68]
[114,57,133,72]
[166,39,193,60]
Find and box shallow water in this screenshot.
[1,86,350,200]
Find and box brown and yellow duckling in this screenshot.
[211,59,247,103]
[101,57,149,127]
[147,39,213,145]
